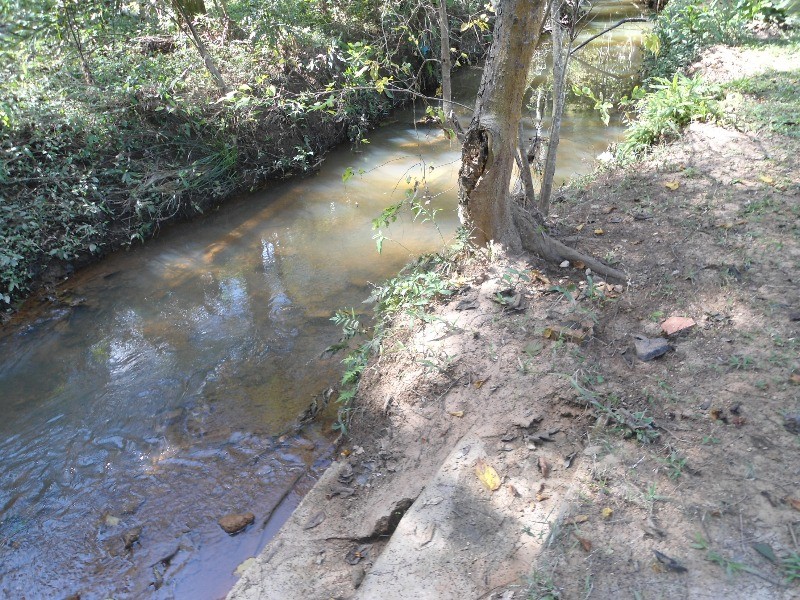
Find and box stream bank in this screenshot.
[229,33,800,599]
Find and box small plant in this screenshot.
[526,570,561,600]
[728,354,756,371]
[783,552,800,584]
[661,451,687,480]
[691,533,761,578]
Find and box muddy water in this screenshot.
[0,6,648,599]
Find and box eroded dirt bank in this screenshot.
[228,45,800,600]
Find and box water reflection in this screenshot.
[0,3,649,597]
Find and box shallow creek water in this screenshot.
[0,5,648,598]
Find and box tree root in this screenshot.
[514,206,627,282]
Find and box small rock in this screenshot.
[352,566,366,589]
[633,335,671,361]
[104,514,120,527]
[122,526,142,550]
[303,510,326,530]
[784,413,800,435]
[218,513,255,535]
[661,316,696,336]
[560,260,570,268]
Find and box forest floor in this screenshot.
[228,37,800,600]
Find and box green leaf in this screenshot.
[753,543,778,564]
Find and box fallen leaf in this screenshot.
[593,228,604,235]
[789,373,800,385]
[564,515,589,526]
[475,459,501,491]
[664,181,680,190]
[574,533,592,552]
[538,456,551,478]
[602,205,617,214]
[448,410,465,418]
[573,260,586,270]
[235,557,256,576]
[576,223,585,231]
[788,497,800,512]
[474,378,488,389]
[758,174,774,184]
[654,549,688,573]
[601,507,613,520]
[753,542,778,564]
[536,491,551,501]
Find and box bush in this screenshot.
[619,73,722,156]
[642,0,748,82]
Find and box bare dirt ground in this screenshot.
[228,45,800,600]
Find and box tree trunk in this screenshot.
[438,0,453,120]
[457,0,548,249]
[458,0,626,281]
[172,0,228,93]
[538,3,570,215]
[174,0,206,18]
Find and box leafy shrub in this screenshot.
[619,73,722,156]
[643,0,747,82]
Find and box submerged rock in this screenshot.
[219,512,255,535]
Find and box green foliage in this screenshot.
[642,0,748,82]
[0,0,486,307]
[783,552,800,584]
[329,231,472,432]
[618,74,722,157]
[727,67,800,137]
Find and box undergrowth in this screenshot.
[0,0,486,308]
[328,228,473,432]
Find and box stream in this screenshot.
[0,4,649,598]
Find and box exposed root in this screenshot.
[514,205,627,282]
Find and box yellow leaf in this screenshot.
[475,459,501,491]
[664,181,680,190]
[564,514,589,526]
[575,223,585,231]
[449,410,464,418]
[601,507,613,520]
[474,379,488,389]
[593,228,604,235]
[759,175,774,184]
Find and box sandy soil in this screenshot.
[228,44,800,600]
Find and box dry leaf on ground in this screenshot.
[475,459,501,491]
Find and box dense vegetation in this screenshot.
[0,0,486,306]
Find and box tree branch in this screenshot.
[570,17,648,55]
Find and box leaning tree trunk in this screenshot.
[458,0,626,281]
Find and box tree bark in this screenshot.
[438,0,453,120]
